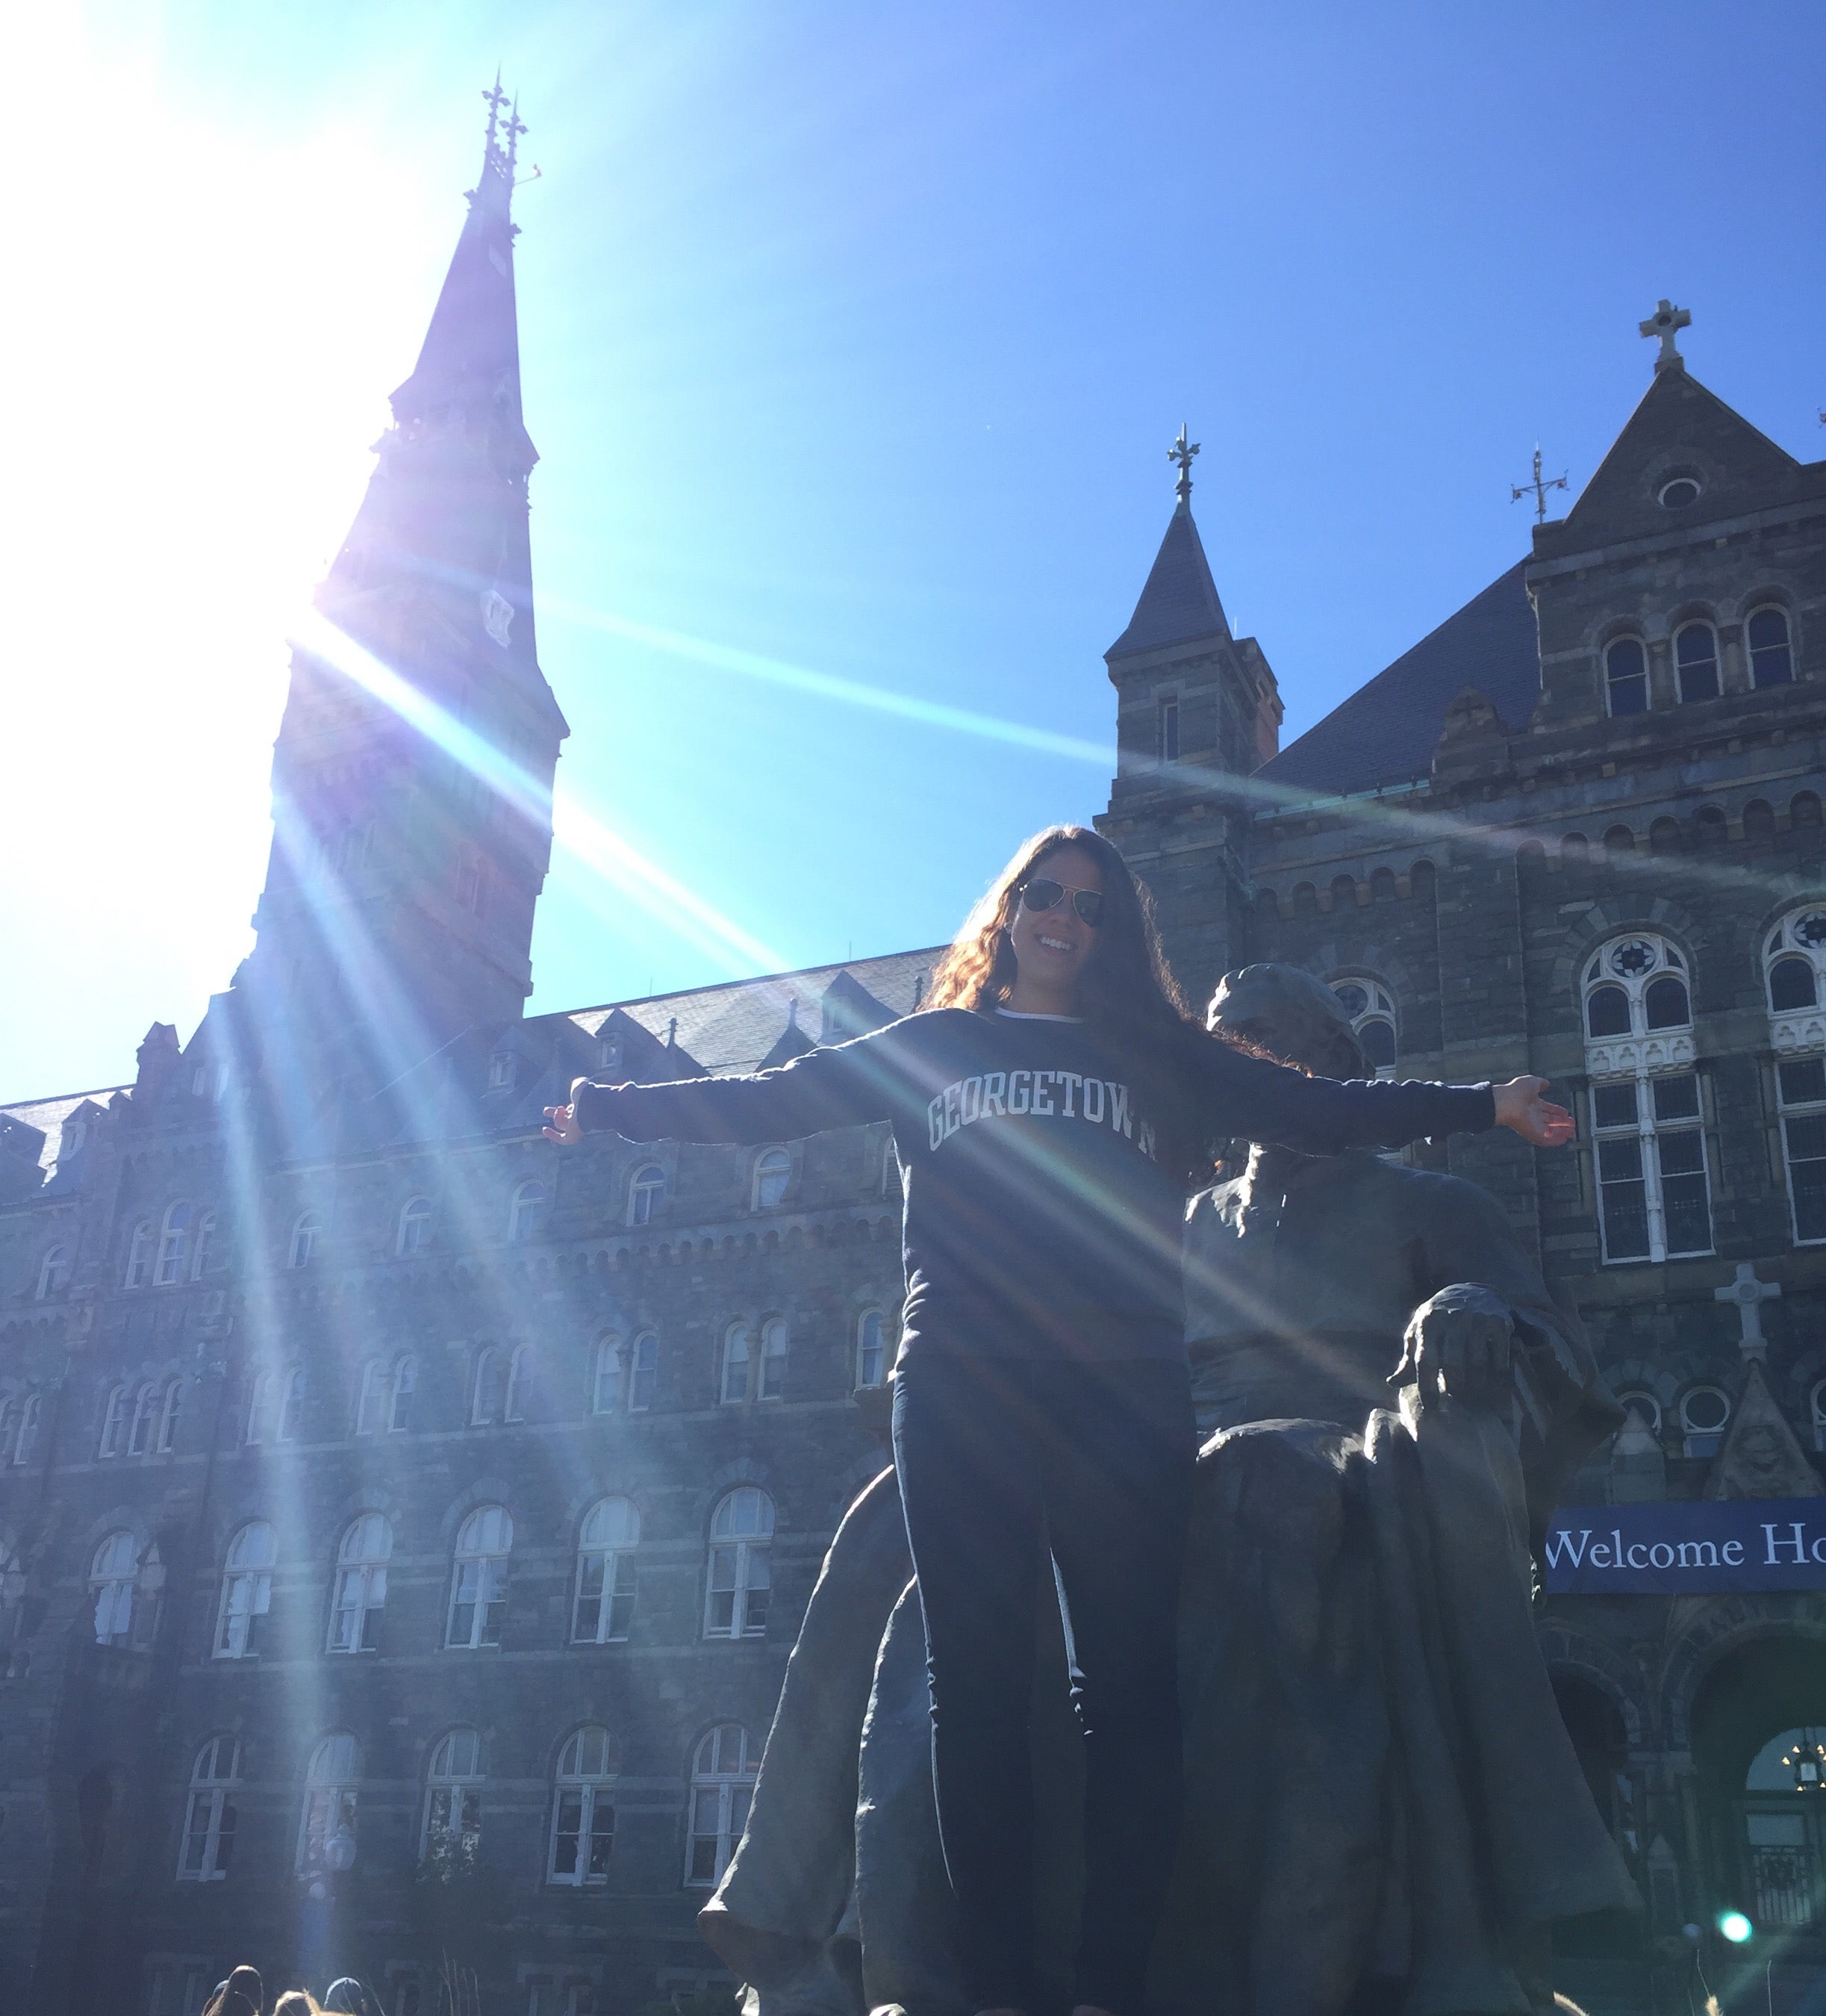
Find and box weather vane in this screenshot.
[1511,445,1568,524]
[1169,423,1200,504]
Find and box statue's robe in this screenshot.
[699,1148,1638,2016]
[1169,1148,1637,2016]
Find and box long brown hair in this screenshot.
[924,826,1194,1056]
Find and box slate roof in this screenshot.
[1107,502,1231,659]
[1255,560,1540,799]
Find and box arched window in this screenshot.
[856,1310,887,1390]
[328,1513,392,1653]
[447,1505,511,1649]
[99,1384,129,1458]
[421,1729,483,1869]
[591,1335,623,1415]
[627,1333,656,1412]
[1679,1385,1730,1459]
[389,1355,417,1434]
[125,1222,154,1289]
[156,1380,181,1455]
[397,1196,433,1257]
[503,1344,530,1422]
[752,1148,791,1211]
[705,1488,773,1640]
[190,1211,217,1279]
[573,1497,640,1644]
[288,1213,320,1270]
[155,1202,193,1287]
[1614,1390,1662,1436]
[1675,621,1719,704]
[12,1393,40,1467]
[686,1725,758,1886]
[178,1737,240,1882]
[548,1727,615,1885]
[471,1348,508,1425]
[720,1323,752,1407]
[1763,911,1826,1242]
[215,1522,275,1658]
[90,1531,141,1646]
[627,1165,664,1228]
[1331,979,1397,1074]
[1766,909,1826,1019]
[1748,606,1795,689]
[298,1734,360,1877]
[758,1318,788,1401]
[355,1360,387,1436]
[1605,637,1649,717]
[1583,935,1691,1041]
[244,1372,273,1446]
[278,1366,307,1441]
[35,1245,69,1300]
[128,1383,160,1457]
[508,1179,547,1244]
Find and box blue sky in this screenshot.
[3,1,1822,1103]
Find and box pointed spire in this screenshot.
[1107,427,1230,659]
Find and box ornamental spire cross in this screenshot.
[482,72,509,149]
[1511,445,1568,524]
[1169,423,1200,504]
[1716,1261,1781,1359]
[1639,297,1692,373]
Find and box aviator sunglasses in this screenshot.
[1018,877,1104,928]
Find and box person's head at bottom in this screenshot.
[203,1967,264,2016]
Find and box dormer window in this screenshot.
[487,1051,517,1092]
[599,1033,623,1074]
[1658,476,1703,510]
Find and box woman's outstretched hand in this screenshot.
[1492,1076,1575,1147]
[543,1103,582,1145]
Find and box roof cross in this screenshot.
[1510,445,1568,524]
[504,97,529,170]
[1716,1261,1781,1359]
[1169,423,1200,504]
[1639,297,1692,373]
[482,72,509,149]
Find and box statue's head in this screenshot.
[1207,963,1365,1080]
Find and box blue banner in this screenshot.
[1543,1499,1826,1594]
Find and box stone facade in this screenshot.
[3,102,1826,2016]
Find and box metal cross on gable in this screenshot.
[1716,1261,1781,1358]
[1511,445,1568,524]
[1169,423,1200,503]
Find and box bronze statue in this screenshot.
[698,964,1636,2016]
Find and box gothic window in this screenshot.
[856,1310,887,1390]
[548,1727,616,1885]
[1604,638,1649,718]
[447,1505,511,1649]
[190,1211,217,1278]
[125,1222,155,1289]
[1158,694,1181,763]
[705,1488,773,1640]
[398,1196,433,1256]
[752,1148,791,1211]
[155,1202,193,1286]
[298,1734,360,1878]
[288,1213,320,1269]
[1748,606,1795,689]
[591,1335,622,1415]
[628,1333,656,1412]
[215,1522,275,1658]
[472,1348,508,1425]
[244,1372,274,1446]
[99,1384,129,1457]
[758,1318,788,1401]
[356,1361,387,1436]
[720,1324,752,1407]
[389,1355,417,1433]
[328,1514,391,1654]
[573,1497,640,1644]
[1679,1385,1730,1459]
[1776,1058,1826,1245]
[422,1729,483,1869]
[686,1725,758,1886]
[90,1531,143,1646]
[156,1380,181,1455]
[278,1366,307,1441]
[509,1179,547,1243]
[1583,935,1691,1042]
[1675,621,1720,704]
[1331,979,1397,1074]
[1766,909,1826,1018]
[35,1245,69,1299]
[1589,1075,1712,1263]
[128,1383,160,1456]
[628,1164,664,1227]
[178,1737,240,1882]
[504,1344,530,1421]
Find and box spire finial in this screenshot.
[1510,444,1568,524]
[482,69,508,150]
[1169,423,1200,505]
[1639,297,1692,373]
[504,95,528,172]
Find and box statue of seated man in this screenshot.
[699,964,1635,2016]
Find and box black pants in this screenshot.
[891,1349,1196,2016]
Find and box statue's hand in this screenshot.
[1397,1296,1513,1411]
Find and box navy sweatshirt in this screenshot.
[570,1007,1495,1363]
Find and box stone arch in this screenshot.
[1561,833,1590,867]
[1329,874,1359,912]
[1648,817,1681,857]
[1794,791,1823,829]
[1542,1633,1648,1750]
[1694,805,1728,850]
[1661,1602,1826,1752]
[1291,882,1318,919]
[1745,799,1777,841]
[1602,824,1638,862]
[1369,867,1397,903]
[1548,898,1704,1009]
